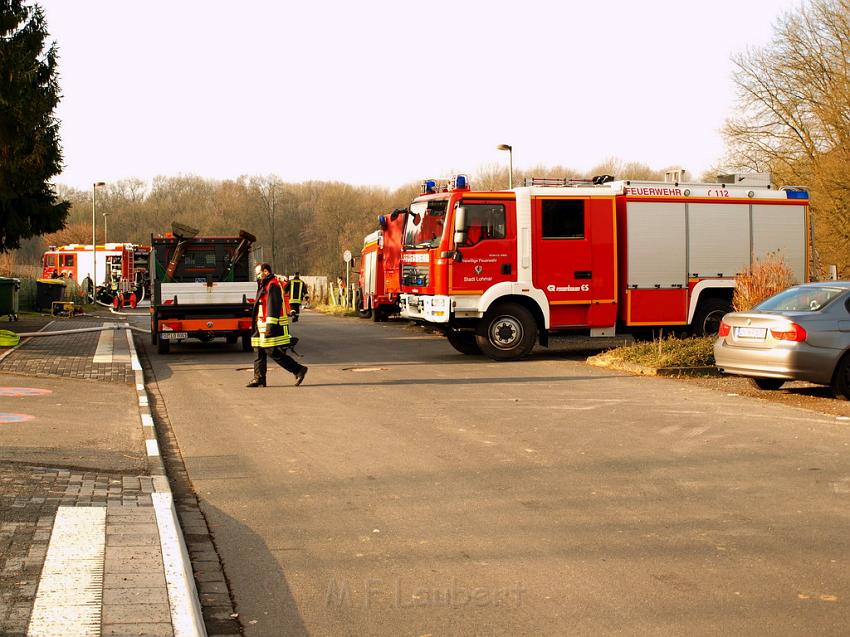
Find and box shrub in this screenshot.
[733,254,795,311]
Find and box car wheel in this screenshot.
[831,354,850,400]
[750,377,785,391]
[693,298,733,336]
[446,330,481,355]
[475,303,537,361]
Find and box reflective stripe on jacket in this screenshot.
[289,279,305,304]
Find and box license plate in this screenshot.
[735,326,767,339]
[160,332,187,340]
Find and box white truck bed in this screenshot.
[159,281,256,305]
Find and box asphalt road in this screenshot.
[139,311,850,637]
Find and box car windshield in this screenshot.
[755,286,846,312]
[403,199,448,249]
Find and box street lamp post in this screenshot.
[497,144,513,189]
[92,181,105,295]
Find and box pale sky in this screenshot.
[38,0,803,191]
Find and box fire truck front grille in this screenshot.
[402,265,429,287]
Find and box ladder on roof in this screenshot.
[523,175,615,187]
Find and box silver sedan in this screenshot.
[714,281,850,398]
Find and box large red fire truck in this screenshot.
[398,174,811,360]
[358,209,406,321]
[41,242,151,305]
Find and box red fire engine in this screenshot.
[398,174,811,360]
[358,209,406,321]
[41,243,151,306]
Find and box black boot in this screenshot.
[246,377,266,388]
[294,367,308,386]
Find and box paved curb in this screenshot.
[586,356,721,377]
[124,324,207,637]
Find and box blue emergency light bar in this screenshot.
[784,189,809,199]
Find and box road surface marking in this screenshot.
[27,507,105,637]
[92,323,113,364]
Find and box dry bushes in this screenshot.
[733,254,795,311]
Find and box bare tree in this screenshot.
[723,0,850,273]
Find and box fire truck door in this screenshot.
[532,197,616,328]
[450,200,516,294]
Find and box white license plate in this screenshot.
[735,326,767,339]
[160,332,187,340]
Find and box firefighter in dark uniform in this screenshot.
[285,272,306,322]
[247,263,308,387]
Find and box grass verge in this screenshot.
[589,335,716,370]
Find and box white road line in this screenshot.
[27,507,105,637]
[153,492,207,637]
[146,439,160,456]
[141,413,155,428]
[92,323,113,364]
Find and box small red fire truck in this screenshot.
[398,174,811,360]
[358,209,406,321]
[41,242,151,306]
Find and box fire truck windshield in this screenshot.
[403,199,448,249]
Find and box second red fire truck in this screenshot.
[397,174,812,360]
[358,209,406,321]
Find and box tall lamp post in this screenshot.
[496,143,513,189]
[92,181,105,295]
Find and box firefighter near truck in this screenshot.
[150,224,257,354]
[398,174,811,361]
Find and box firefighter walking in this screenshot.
[286,272,306,322]
[247,263,308,387]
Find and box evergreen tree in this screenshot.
[0,0,69,252]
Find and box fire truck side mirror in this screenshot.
[454,206,467,232]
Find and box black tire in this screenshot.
[446,330,481,355]
[831,354,850,400]
[750,377,785,391]
[475,302,537,361]
[692,298,733,336]
[226,334,238,344]
[358,307,372,319]
[241,333,253,352]
[372,306,385,322]
[157,338,170,354]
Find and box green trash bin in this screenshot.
[35,278,65,311]
[0,277,21,321]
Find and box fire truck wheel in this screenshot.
[372,306,386,322]
[358,307,372,319]
[693,298,733,336]
[446,330,481,355]
[157,338,170,354]
[476,303,537,360]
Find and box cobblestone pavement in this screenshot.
[0,316,134,384]
[0,312,236,636]
[0,465,158,636]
